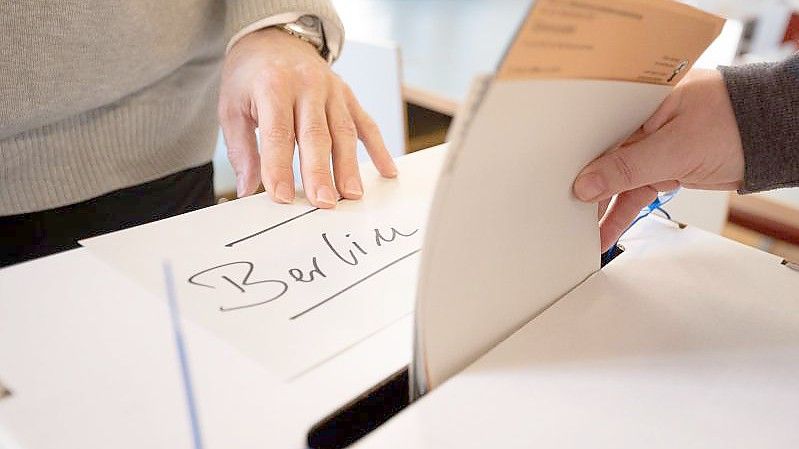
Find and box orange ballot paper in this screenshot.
[498,0,724,85]
[412,0,724,396]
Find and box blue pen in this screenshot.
[601,189,680,266]
[163,261,205,449]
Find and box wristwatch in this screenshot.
[277,15,333,63]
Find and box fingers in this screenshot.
[577,87,683,206]
[598,198,612,221]
[236,69,395,208]
[223,27,402,208]
[643,88,682,134]
[622,126,649,147]
[343,84,398,178]
[573,121,682,203]
[218,102,261,197]
[599,186,659,252]
[615,87,681,154]
[650,179,681,192]
[596,181,677,244]
[327,85,363,200]
[255,80,297,204]
[295,78,338,209]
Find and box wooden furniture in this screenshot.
[729,193,799,246]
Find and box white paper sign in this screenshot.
[81,148,446,380]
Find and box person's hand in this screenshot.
[572,69,745,251]
[218,27,398,208]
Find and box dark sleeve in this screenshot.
[719,55,799,194]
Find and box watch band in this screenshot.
[277,15,333,64]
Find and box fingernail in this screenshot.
[236,177,247,197]
[344,179,363,198]
[274,182,294,203]
[574,172,607,202]
[315,185,337,207]
[386,162,398,178]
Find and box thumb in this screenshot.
[573,123,682,202]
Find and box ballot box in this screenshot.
[2,144,798,449]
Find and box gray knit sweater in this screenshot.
[721,54,799,194]
[0,0,342,216]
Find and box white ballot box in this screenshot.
[2,145,798,449]
[354,214,799,448]
[0,147,444,449]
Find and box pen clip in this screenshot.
[781,259,799,272]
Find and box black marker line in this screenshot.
[290,249,421,320]
[225,208,320,247]
[225,198,346,248]
[221,275,245,293]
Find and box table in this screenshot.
[0,147,448,449]
[356,216,799,448]
[2,144,797,448]
[730,191,799,246]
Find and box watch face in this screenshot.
[298,14,319,28]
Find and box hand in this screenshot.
[572,69,745,251]
[218,27,398,208]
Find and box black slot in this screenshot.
[601,243,625,267]
[307,367,410,449]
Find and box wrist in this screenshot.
[276,15,331,63]
[233,27,323,62]
[226,13,340,64]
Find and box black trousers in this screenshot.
[0,163,215,268]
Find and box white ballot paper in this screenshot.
[81,148,446,380]
[412,0,724,395]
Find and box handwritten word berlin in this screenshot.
[187,226,418,313]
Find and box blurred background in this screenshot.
[214,0,799,263]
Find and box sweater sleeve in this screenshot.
[224,0,344,57]
[719,55,799,194]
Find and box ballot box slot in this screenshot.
[307,367,410,449]
[307,241,626,449]
[600,243,625,267]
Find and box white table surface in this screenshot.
[357,217,799,448]
[0,235,415,449]
[0,147,449,449]
[2,142,797,448]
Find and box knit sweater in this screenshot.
[0,0,343,216]
[721,54,799,194]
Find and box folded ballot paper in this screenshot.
[411,0,724,396]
